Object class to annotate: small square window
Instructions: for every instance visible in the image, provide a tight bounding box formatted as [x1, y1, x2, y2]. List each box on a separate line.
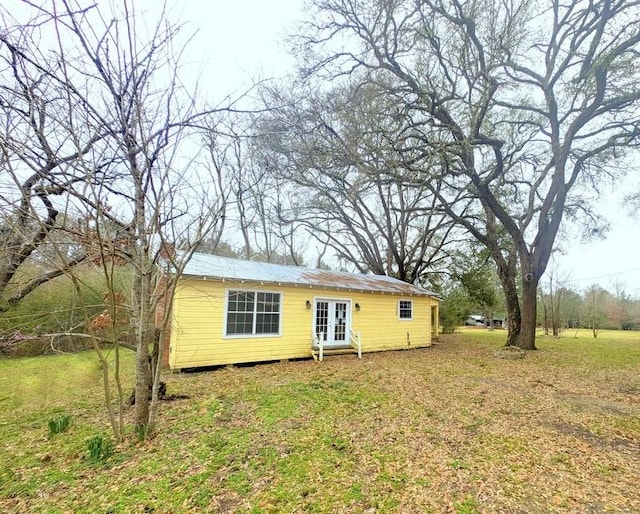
[399, 300, 413, 320]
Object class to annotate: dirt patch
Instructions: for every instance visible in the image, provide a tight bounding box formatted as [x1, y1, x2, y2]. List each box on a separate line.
[550, 420, 640, 452]
[556, 392, 637, 415]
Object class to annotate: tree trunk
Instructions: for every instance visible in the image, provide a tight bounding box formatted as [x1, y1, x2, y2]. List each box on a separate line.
[550, 283, 560, 337]
[133, 265, 154, 428]
[517, 278, 538, 350]
[134, 334, 152, 425]
[486, 308, 494, 331]
[497, 268, 521, 346]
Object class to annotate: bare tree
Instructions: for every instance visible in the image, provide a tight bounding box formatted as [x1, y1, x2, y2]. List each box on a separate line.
[255, 81, 458, 281]
[295, 0, 640, 349]
[540, 269, 571, 337]
[207, 116, 308, 265]
[583, 285, 610, 338]
[1, 0, 227, 436]
[0, 3, 97, 308]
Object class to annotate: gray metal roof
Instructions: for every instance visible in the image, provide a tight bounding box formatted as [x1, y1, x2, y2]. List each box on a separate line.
[181, 253, 438, 297]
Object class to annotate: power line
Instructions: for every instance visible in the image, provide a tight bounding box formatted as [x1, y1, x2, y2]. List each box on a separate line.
[563, 267, 640, 284]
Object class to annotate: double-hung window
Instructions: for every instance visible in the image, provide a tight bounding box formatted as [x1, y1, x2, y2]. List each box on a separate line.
[226, 290, 281, 336]
[398, 300, 413, 320]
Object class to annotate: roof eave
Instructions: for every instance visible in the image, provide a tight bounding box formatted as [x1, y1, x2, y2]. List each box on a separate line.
[179, 273, 437, 298]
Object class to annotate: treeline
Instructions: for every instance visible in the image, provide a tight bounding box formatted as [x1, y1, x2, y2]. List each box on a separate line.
[442, 278, 640, 336]
[2, 0, 640, 359]
[539, 284, 640, 335]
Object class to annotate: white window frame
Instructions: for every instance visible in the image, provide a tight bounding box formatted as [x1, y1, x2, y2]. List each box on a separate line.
[224, 289, 282, 338]
[398, 299, 413, 320]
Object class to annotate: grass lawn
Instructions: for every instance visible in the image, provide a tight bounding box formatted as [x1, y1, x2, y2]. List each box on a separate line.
[1, 329, 639, 513]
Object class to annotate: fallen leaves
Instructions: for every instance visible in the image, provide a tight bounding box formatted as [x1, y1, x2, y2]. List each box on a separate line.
[1, 331, 640, 513]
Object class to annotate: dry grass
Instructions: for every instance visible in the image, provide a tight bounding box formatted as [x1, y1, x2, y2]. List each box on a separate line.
[1, 329, 639, 513]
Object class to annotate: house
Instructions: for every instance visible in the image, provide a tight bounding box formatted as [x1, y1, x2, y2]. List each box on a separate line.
[164, 253, 440, 370]
[464, 314, 505, 328]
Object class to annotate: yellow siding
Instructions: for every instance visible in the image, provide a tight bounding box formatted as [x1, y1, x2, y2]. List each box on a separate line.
[169, 278, 437, 369]
[346, 290, 432, 351]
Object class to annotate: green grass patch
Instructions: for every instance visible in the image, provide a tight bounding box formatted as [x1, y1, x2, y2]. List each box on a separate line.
[1, 330, 639, 512]
[0, 349, 135, 413]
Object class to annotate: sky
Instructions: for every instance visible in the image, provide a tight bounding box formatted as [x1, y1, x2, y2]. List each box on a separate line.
[172, 0, 303, 100]
[554, 203, 640, 297]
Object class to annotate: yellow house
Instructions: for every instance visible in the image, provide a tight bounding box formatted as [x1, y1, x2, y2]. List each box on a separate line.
[166, 253, 439, 370]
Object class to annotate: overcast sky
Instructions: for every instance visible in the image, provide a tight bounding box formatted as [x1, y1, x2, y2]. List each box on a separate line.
[554, 194, 640, 297]
[173, 0, 302, 99]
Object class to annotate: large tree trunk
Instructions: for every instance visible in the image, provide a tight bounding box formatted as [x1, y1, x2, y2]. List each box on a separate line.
[517, 278, 538, 350]
[502, 277, 521, 347]
[491, 246, 521, 347]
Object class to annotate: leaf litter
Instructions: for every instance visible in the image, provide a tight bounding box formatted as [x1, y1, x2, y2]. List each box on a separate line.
[1, 331, 639, 513]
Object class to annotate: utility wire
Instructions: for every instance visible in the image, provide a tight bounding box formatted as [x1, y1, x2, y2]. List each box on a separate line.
[563, 267, 640, 284]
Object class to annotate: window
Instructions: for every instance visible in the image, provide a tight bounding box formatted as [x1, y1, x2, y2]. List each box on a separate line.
[226, 290, 281, 336]
[398, 300, 413, 320]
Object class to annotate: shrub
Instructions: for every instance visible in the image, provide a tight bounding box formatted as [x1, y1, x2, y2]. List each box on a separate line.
[0, 266, 130, 357]
[48, 413, 71, 436]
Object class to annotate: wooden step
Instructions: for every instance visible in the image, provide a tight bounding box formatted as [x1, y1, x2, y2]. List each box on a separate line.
[312, 348, 357, 356]
[311, 344, 360, 361]
[311, 344, 353, 351]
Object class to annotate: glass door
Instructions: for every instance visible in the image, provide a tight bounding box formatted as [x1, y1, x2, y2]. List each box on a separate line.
[314, 299, 350, 346]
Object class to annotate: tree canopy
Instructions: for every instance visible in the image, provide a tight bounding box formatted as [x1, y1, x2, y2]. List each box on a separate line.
[292, 0, 640, 348]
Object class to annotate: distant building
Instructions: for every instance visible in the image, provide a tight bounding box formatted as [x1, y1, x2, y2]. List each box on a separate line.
[465, 315, 484, 326]
[485, 317, 504, 328]
[464, 315, 505, 328]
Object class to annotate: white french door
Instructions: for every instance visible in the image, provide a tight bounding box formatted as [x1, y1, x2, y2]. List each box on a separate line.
[314, 299, 350, 346]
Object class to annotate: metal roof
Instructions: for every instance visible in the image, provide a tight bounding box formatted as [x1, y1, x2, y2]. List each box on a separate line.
[181, 253, 438, 297]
